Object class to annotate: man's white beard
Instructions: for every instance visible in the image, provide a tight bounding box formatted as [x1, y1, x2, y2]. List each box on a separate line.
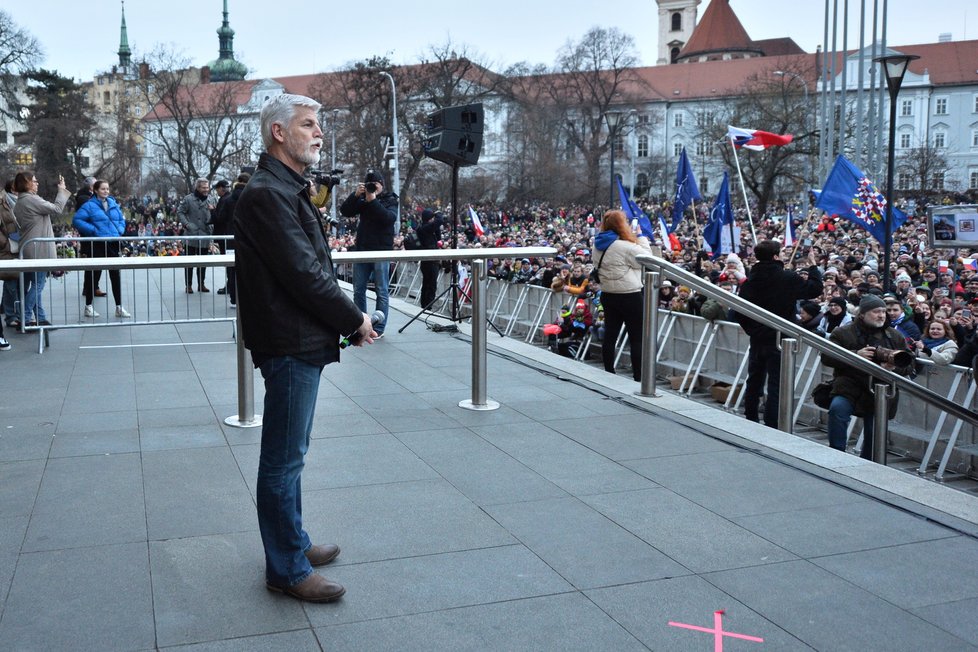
[865, 316, 887, 328]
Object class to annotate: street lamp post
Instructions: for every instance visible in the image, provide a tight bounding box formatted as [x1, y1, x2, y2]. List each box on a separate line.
[377, 71, 400, 229]
[873, 54, 918, 293]
[773, 70, 813, 188]
[605, 111, 621, 209]
[330, 108, 339, 231]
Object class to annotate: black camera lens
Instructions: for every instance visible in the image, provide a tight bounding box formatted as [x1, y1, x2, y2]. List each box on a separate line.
[365, 182, 378, 193]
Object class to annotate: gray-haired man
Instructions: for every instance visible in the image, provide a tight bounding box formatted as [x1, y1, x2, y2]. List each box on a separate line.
[235, 94, 375, 603]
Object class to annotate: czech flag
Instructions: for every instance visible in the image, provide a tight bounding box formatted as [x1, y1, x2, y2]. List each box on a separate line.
[726, 125, 793, 151]
[959, 257, 978, 271]
[783, 206, 797, 249]
[938, 260, 949, 273]
[469, 206, 485, 237]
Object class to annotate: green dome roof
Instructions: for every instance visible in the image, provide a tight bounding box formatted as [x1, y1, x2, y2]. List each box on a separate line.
[207, 56, 247, 82]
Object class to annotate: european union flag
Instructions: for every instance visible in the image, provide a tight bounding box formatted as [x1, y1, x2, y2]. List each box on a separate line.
[617, 178, 654, 239]
[816, 155, 907, 245]
[670, 147, 702, 232]
[703, 171, 733, 260]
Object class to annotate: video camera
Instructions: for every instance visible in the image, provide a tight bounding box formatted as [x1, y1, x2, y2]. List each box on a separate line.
[311, 168, 344, 189]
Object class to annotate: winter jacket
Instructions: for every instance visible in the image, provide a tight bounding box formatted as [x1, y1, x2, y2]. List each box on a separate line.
[340, 190, 398, 251]
[0, 190, 18, 261]
[823, 319, 913, 418]
[592, 230, 653, 294]
[14, 188, 71, 260]
[72, 195, 125, 238]
[735, 260, 823, 345]
[177, 191, 213, 250]
[234, 152, 363, 363]
[918, 338, 958, 366]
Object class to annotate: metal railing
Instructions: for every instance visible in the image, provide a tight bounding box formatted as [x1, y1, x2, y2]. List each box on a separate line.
[0, 245, 555, 425]
[636, 254, 978, 465]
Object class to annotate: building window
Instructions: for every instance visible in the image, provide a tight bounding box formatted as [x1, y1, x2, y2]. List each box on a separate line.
[899, 133, 912, 149]
[673, 112, 684, 128]
[674, 142, 683, 156]
[935, 98, 948, 115]
[637, 135, 649, 157]
[897, 172, 912, 190]
[0, 130, 6, 144]
[934, 131, 946, 148]
[972, 130, 978, 147]
[671, 12, 682, 32]
[636, 173, 649, 196]
[695, 140, 714, 156]
[613, 134, 624, 155]
[932, 172, 945, 190]
[103, 91, 111, 105]
[900, 99, 912, 117]
[974, 95, 978, 113]
[971, 170, 978, 190]
[695, 111, 715, 127]
[670, 47, 680, 64]
[699, 176, 709, 194]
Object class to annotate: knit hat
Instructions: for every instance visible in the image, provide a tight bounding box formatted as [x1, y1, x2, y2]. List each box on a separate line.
[800, 301, 821, 318]
[364, 170, 384, 184]
[421, 208, 435, 222]
[829, 296, 848, 309]
[895, 272, 912, 283]
[858, 294, 887, 314]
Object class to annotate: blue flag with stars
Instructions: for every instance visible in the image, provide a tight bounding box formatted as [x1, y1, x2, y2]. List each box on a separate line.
[816, 155, 907, 245]
[670, 147, 702, 232]
[703, 171, 733, 260]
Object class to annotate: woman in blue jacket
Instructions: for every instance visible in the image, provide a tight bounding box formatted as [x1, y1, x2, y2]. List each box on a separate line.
[72, 180, 130, 318]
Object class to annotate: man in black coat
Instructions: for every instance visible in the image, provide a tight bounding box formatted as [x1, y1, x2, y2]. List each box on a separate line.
[234, 93, 374, 603]
[214, 174, 250, 304]
[415, 208, 443, 309]
[735, 239, 823, 428]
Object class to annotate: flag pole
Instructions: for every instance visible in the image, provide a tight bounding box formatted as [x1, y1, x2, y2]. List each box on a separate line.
[729, 137, 758, 245]
[787, 207, 817, 264]
[689, 199, 703, 250]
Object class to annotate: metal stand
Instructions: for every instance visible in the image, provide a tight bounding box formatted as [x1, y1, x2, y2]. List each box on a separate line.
[225, 298, 262, 429]
[399, 161, 501, 336]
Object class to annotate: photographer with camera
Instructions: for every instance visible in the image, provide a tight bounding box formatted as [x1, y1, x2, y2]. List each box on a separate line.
[822, 294, 915, 458]
[340, 170, 398, 337]
[308, 169, 343, 227]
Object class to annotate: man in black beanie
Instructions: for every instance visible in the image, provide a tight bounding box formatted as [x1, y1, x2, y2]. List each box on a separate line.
[415, 208, 443, 309]
[735, 239, 823, 428]
[822, 294, 914, 458]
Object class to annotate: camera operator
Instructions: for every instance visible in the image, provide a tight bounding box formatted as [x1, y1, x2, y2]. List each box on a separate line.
[416, 208, 443, 309]
[308, 169, 342, 227]
[822, 294, 915, 459]
[340, 170, 397, 337]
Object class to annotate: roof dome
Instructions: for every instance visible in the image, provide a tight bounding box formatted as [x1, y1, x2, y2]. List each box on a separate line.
[207, 55, 247, 82]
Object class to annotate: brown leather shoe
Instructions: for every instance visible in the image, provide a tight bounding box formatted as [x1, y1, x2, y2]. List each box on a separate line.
[94, 289, 107, 297]
[199, 285, 210, 293]
[186, 286, 194, 294]
[305, 543, 340, 567]
[266, 573, 345, 603]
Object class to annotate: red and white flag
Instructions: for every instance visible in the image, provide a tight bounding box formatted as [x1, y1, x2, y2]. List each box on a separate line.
[469, 206, 485, 237]
[727, 125, 793, 151]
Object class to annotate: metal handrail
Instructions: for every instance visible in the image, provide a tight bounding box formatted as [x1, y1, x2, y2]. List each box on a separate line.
[636, 254, 978, 433]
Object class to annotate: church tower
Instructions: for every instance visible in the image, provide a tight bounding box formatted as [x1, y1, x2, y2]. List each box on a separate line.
[656, 0, 700, 65]
[117, 1, 132, 72]
[207, 0, 247, 82]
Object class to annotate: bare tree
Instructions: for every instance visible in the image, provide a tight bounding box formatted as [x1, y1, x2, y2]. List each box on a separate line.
[134, 46, 253, 192]
[696, 58, 817, 215]
[897, 138, 951, 199]
[0, 10, 42, 119]
[505, 27, 646, 205]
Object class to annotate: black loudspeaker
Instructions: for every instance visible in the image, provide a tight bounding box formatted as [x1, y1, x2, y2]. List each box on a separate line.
[424, 103, 483, 167]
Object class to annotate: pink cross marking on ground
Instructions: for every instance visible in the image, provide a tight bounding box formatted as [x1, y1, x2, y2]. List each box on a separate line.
[668, 610, 764, 651]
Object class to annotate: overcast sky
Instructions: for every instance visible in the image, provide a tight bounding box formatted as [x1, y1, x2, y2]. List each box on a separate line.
[9, 0, 975, 82]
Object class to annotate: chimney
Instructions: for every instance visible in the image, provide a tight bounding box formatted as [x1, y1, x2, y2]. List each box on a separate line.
[139, 62, 150, 79]
[201, 66, 211, 84]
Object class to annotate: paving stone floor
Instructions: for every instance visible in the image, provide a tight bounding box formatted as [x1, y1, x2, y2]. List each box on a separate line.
[1, 297, 978, 651]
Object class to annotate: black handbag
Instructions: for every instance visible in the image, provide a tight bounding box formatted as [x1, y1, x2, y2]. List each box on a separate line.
[589, 249, 607, 284]
[811, 381, 833, 409]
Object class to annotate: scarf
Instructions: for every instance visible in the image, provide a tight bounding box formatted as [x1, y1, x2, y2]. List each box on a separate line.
[921, 336, 949, 349]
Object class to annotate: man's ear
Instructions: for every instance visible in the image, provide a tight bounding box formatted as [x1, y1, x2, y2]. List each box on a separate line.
[270, 122, 286, 144]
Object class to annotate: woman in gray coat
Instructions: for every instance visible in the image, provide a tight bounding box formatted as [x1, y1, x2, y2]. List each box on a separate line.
[12, 171, 69, 326]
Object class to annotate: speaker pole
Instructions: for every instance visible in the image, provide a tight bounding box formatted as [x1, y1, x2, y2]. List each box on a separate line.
[451, 160, 460, 322]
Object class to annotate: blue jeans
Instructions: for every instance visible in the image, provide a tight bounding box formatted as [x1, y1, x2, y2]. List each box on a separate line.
[2, 278, 19, 324]
[827, 394, 875, 459]
[23, 271, 46, 323]
[256, 355, 324, 587]
[352, 261, 390, 333]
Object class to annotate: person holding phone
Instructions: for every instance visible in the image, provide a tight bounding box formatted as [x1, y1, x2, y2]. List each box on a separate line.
[916, 320, 958, 365]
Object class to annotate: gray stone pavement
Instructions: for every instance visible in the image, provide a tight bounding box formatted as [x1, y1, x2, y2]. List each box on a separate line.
[2, 292, 978, 651]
